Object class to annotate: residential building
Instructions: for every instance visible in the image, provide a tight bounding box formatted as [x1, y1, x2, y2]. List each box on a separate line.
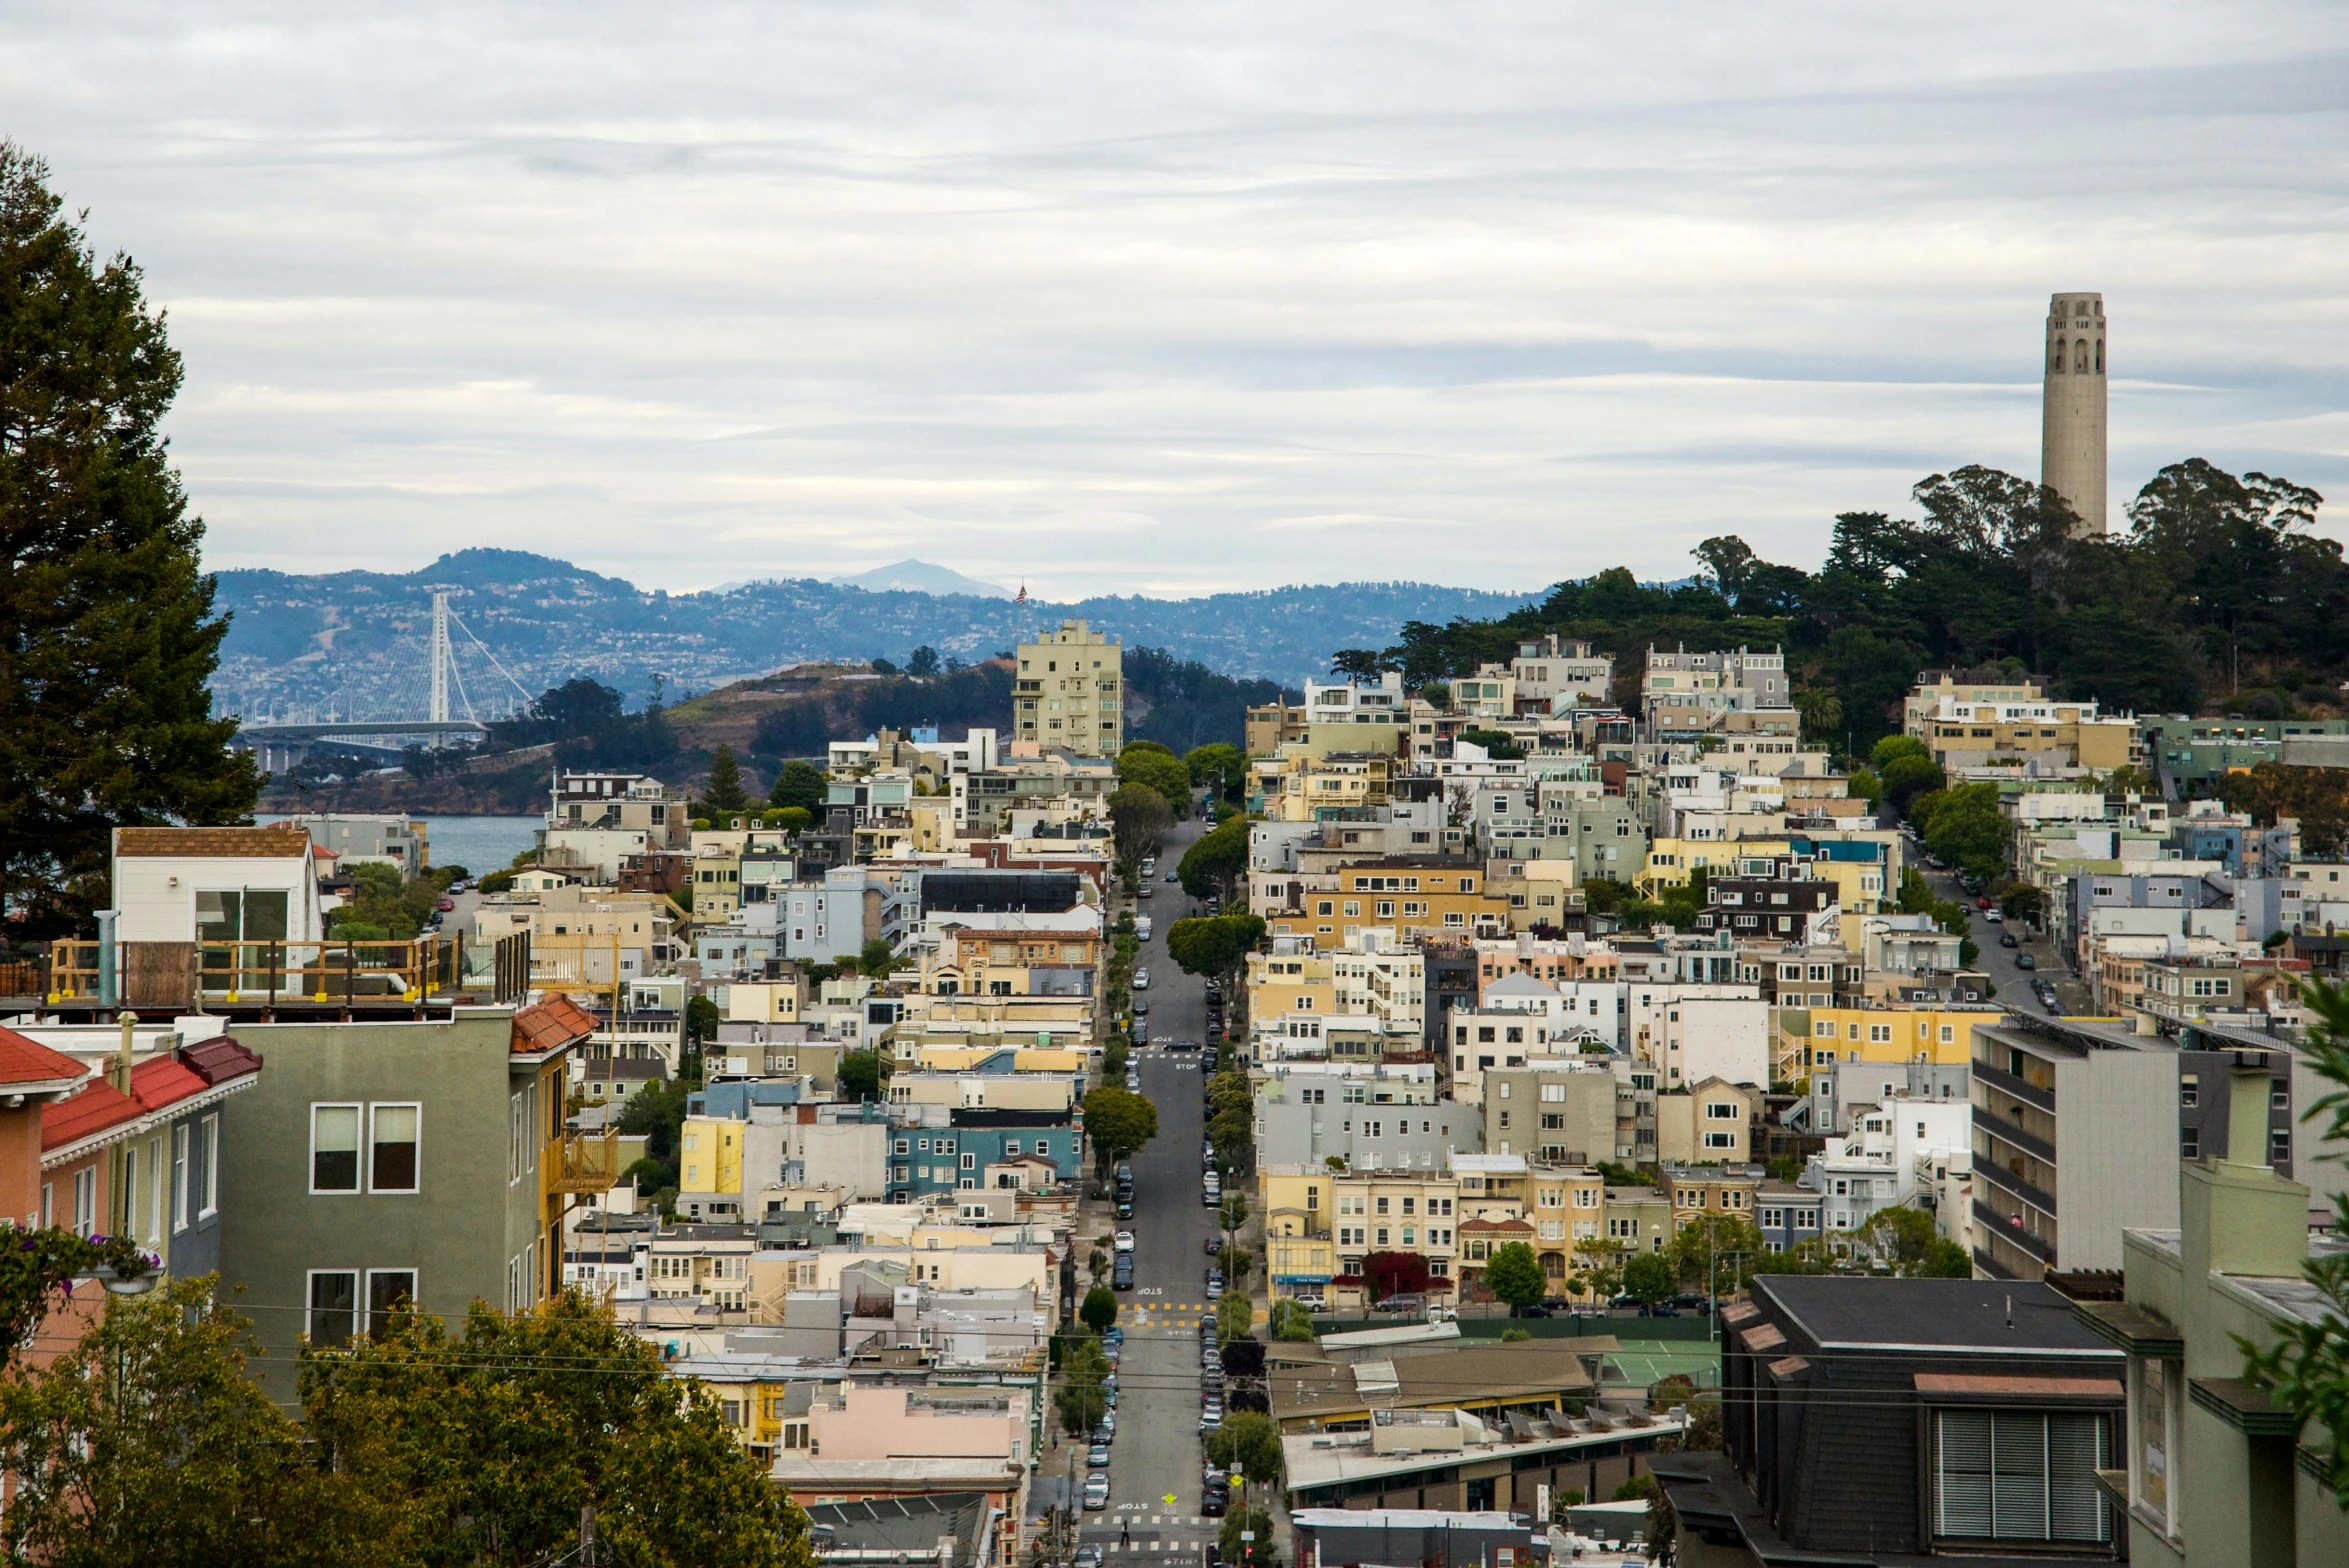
[1509, 635, 1615, 713]
[1667, 1277, 2126, 1561]
[2086, 1060, 2349, 1565]
[1013, 619, 1122, 757]
[1970, 1015, 2294, 1281]
[1656, 1078, 1758, 1165]
[214, 998, 612, 1399]
[541, 771, 691, 879]
[769, 1382, 1033, 1568]
[1480, 1056, 1621, 1164]
[1905, 677, 2137, 775]
[1642, 645, 1790, 733]
[267, 812, 426, 878]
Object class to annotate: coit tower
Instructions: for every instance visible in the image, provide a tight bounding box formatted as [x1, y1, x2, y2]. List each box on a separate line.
[2041, 292, 2107, 536]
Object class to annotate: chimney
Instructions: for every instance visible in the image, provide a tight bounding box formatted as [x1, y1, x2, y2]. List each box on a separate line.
[2222, 1059, 2271, 1172]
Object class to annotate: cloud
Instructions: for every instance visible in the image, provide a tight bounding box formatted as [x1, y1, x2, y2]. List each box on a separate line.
[6, 1, 2348, 595]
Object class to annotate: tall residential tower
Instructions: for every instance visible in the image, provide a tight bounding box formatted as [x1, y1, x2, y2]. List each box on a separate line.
[2041, 292, 2108, 536]
[1014, 619, 1123, 756]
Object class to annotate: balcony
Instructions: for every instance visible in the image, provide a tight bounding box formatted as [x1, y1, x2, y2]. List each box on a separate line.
[38, 936, 447, 1012]
[1974, 1198, 2055, 1266]
[1975, 1110, 2056, 1167]
[1973, 1059, 2056, 1114]
[553, 1129, 623, 1194]
[1972, 1155, 2058, 1217]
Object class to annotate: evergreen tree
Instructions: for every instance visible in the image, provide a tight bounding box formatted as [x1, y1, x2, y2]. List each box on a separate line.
[702, 744, 751, 815]
[0, 143, 259, 939]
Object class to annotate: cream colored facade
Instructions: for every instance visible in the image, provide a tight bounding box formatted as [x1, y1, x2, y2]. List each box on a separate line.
[2042, 291, 2108, 535]
[1014, 619, 1122, 757]
[1656, 1078, 1757, 1164]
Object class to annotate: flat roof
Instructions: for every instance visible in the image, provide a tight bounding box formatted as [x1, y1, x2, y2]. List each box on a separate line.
[1756, 1276, 2120, 1358]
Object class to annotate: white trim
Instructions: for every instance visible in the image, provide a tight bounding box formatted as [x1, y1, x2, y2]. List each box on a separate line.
[367, 1102, 423, 1195]
[306, 1267, 359, 1347]
[309, 1102, 364, 1195]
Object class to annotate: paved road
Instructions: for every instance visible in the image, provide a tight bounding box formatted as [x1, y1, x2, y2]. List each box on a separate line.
[1913, 857, 2085, 1015]
[1078, 816, 1231, 1561]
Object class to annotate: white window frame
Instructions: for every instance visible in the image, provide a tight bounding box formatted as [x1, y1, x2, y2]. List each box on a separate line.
[368, 1102, 423, 1195]
[171, 1124, 190, 1230]
[309, 1102, 364, 1195]
[307, 1267, 359, 1347]
[199, 1114, 221, 1218]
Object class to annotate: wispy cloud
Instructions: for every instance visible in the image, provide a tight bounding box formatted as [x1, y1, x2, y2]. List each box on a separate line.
[7, 1, 2347, 595]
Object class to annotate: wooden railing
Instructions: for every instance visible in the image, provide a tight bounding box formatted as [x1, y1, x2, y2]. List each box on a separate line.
[46, 936, 443, 1007]
[552, 1129, 622, 1194]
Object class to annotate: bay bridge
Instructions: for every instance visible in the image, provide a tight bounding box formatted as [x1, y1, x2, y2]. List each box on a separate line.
[235, 593, 535, 773]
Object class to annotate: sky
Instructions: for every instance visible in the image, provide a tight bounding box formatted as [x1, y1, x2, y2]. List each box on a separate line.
[7, 2, 2349, 599]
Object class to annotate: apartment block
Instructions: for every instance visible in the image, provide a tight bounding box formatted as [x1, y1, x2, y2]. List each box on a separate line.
[1013, 619, 1122, 757]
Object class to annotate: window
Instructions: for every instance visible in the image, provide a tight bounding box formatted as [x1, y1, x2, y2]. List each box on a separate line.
[1934, 1409, 2110, 1544]
[1703, 1132, 1736, 1149]
[368, 1269, 418, 1337]
[312, 1104, 362, 1193]
[70, 1167, 95, 1237]
[200, 1114, 220, 1217]
[368, 1104, 420, 1193]
[309, 1270, 358, 1347]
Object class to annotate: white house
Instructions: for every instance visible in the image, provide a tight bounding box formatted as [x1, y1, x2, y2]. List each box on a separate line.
[111, 825, 325, 945]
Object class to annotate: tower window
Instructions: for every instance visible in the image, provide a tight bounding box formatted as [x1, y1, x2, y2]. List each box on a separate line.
[2094, 338, 2103, 374]
[2050, 338, 2064, 372]
[2075, 300, 2090, 318]
[2075, 339, 2088, 373]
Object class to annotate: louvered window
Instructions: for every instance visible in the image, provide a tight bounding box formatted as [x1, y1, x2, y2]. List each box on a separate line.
[1934, 1410, 2110, 1544]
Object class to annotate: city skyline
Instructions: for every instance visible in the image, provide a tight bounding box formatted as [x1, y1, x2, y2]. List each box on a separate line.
[5, 3, 2347, 597]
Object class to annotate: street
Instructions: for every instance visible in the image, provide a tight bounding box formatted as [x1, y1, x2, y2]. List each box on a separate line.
[1058, 816, 1244, 1562]
[1912, 857, 2087, 1015]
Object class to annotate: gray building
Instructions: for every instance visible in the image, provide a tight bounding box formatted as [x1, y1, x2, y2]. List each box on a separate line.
[1291, 1509, 1545, 1568]
[215, 998, 602, 1398]
[1482, 1057, 1622, 1165]
[1971, 1014, 2293, 1281]
[269, 812, 425, 878]
[1801, 1057, 1971, 1138]
[1254, 1090, 1477, 1173]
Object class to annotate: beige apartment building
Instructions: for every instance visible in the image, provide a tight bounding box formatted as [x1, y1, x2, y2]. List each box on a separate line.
[1014, 619, 1122, 757]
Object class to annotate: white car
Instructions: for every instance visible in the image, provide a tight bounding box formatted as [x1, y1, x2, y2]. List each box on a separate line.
[1983, 909, 2003, 924]
[1083, 1475, 1110, 1510]
[1132, 968, 1150, 990]
[1114, 1231, 1136, 1253]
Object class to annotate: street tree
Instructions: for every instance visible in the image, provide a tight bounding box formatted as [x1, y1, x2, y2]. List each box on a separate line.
[1621, 1251, 1676, 1305]
[1107, 783, 1172, 872]
[1217, 1291, 1255, 1342]
[0, 143, 262, 939]
[1054, 1337, 1112, 1437]
[1080, 1286, 1119, 1337]
[859, 936, 899, 975]
[1117, 743, 1193, 818]
[1667, 1213, 1767, 1299]
[769, 760, 828, 812]
[1363, 1251, 1432, 1303]
[1205, 1410, 1284, 1485]
[1167, 914, 1268, 996]
[1571, 1237, 1630, 1303]
[1220, 1509, 1280, 1568]
[1083, 1086, 1159, 1175]
[1184, 742, 1247, 799]
[1860, 1206, 1971, 1277]
[1178, 814, 1248, 902]
[1483, 1241, 1548, 1315]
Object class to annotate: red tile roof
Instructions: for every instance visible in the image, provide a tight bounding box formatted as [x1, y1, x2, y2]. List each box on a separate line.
[0, 1027, 89, 1090]
[41, 1082, 142, 1152]
[177, 1037, 265, 1088]
[512, 995, 599, 1056]
[130, 1057, 209, 1111]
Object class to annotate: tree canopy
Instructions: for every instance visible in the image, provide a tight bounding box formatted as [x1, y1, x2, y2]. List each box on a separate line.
[1083, 1084, 1159, 1170]
[1117, 743, 1193, 818]
[702, 744, 751, 814]
[1106, 782, 1172, 871]
[1483, 1241, 1547, 1313]
[768, 759, 829, 813]
[0, 143, 261, 939]
[1178, 813, 1248, 901]
[1167, 913, 1267, 987]
[1355, 460, 2345, 751]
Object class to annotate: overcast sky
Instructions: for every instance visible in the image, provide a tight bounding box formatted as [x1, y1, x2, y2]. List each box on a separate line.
[8, 3, 2348, 598]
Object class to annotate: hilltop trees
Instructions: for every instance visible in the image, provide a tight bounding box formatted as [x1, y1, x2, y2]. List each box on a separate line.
[0, 142, 260, 939]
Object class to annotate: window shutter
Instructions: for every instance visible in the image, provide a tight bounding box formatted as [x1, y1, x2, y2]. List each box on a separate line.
[1936, 1411, 1994, 1538]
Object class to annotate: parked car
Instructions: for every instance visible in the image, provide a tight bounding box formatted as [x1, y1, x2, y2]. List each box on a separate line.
[2015, 952, 2037, 970]
[1199, 1409, 1223, 1431]
[1133, 968, 1150, 990]
[437, 897, 456, 912]
[1202, 1185, 1221, 1207]
[1205, 1270, 1225, 1294]
[1078, 1547, 1106, 1568]
[1104, 1326, 1124, 1346]
[1206, 1237, 1225, 1256]
[1137, 883, 1154, 898]
[1088, 1443, 1111, 1468]
[1165, 871, 1179, 883]
[1114, 1231, 1136, 1252]
[1093, 1419, 1115, 1444]
[1201, 1485, 1229, 1518]
[1133, 997, 1150, 1016]
[1115, 1198, 1133, 1220]
[1083, 1475, 1110, 1510]
[1113, 1257, 1134, 1290]
[2000, 930, 2018, 948]
[1983, 908, 2003, 923]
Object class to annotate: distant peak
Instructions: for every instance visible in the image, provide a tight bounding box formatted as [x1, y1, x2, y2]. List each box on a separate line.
[828, 559, 1014, 600]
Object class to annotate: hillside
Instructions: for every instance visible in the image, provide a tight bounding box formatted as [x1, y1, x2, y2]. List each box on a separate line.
[209, 549, 1530, 720]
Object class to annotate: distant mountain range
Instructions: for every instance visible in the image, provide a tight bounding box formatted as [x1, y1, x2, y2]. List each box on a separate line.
[209, 549, 1534, 721]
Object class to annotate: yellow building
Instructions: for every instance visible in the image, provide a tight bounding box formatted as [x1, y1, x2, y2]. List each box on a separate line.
[1015, 619, 1122, 757]
[1524, 1164, 1608, 1282]
[1245, 699, 1309, 757]
[1796, 1004, 1999, 1071]
[679, 1115, 746, 1203]
[1259, 1164, 1462, 1289]
[1904, 672, 2136, 773]
[1639, 836, 1793, 896]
